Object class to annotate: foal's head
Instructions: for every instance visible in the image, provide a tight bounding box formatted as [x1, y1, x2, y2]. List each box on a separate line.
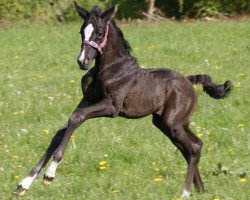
[75, 2, 115, 70]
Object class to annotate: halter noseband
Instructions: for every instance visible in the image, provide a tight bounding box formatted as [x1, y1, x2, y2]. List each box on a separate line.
[82, 21, 110, 55]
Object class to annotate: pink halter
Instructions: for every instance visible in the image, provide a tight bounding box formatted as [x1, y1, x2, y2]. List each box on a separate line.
[82, 21, 110, 55]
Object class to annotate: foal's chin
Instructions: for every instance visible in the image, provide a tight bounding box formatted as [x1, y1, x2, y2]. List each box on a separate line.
[78, 63, 89, 70]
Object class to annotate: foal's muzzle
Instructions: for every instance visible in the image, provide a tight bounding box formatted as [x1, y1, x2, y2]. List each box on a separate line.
[77, 57, 90, 70]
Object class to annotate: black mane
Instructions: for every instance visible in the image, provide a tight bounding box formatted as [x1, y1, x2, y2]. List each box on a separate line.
[110, 19, 132, 54]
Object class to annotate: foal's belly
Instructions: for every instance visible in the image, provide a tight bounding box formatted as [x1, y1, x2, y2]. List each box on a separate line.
[119, 91, 164, 119]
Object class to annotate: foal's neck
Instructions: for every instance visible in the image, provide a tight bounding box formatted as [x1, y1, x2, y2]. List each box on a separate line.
[96, 22, 134, 72]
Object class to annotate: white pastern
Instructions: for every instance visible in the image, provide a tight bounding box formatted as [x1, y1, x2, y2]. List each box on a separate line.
[45, 161, 59, 178]
[84, 23, 94, 41]
[181, 189, 190, 198]
[19, 174, 37, 190]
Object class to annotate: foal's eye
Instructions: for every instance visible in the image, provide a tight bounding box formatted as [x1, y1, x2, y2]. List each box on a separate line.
[98, 32, 103, 38]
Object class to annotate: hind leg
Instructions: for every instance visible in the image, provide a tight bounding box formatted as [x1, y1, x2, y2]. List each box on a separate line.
[153, 113, 204, 197]
[185, 127, 205, 193]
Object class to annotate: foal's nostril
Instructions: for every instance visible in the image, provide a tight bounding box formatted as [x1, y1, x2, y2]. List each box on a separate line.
[84, 57, 90, 65]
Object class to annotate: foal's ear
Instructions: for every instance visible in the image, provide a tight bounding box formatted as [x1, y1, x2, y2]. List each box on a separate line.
[75, 1, 89, 19]
[101, 4, 117, 22]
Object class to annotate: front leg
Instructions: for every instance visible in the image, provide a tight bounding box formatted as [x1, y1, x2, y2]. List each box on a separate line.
[16, 96, 119, 195]
[51, 96, 118, 162]
[43, 96, 119, 184]
[81, 66, 97, 98]
[16, 99, 89, 195]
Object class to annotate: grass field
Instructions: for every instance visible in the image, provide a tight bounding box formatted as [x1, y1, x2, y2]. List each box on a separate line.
[0, 19, 249, 200]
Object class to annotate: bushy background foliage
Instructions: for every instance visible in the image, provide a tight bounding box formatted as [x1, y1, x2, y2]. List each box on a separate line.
[0, 0, 105, 23]
[0, 0, 249, 22]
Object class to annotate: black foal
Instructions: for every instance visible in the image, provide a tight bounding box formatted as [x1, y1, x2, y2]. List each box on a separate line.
[17, 2, 232, 197]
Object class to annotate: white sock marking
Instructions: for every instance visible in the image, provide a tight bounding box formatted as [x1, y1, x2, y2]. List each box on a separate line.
[19, 174, 37, 190]
[45, 161, 59, 178]
[181, 189, 190, 198]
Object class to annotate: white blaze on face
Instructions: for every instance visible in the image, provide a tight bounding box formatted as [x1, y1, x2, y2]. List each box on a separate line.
[84, 23, 94, 41]
[79, 23, 94, 63]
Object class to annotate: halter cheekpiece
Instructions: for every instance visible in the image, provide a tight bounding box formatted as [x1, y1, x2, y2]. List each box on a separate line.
[82, 21, 110, 55]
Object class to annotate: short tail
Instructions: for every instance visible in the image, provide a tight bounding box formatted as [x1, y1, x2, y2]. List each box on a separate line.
[187, 74, 232, 99]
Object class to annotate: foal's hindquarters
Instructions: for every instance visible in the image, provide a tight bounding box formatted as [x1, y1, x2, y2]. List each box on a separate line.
[120, 69, 204, 197]
[152, 76, 204, 197]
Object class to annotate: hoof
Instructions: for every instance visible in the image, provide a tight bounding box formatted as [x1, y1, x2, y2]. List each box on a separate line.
[43, 175, 54, 185]
[15, 185, 27, 195]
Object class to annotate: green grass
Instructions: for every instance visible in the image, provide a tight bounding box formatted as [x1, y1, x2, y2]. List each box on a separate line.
[0, 20, 249, 200]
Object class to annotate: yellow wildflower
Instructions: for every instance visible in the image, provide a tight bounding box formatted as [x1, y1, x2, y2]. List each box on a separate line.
[99, 166, 107, 170]
[112, 189, 120, 193]
[99, 160, 107, 170]
[154, 175, 163, 182]
[12, 155, 19, 160]
[69, 80, 76, 84]
[238, 123, 245, 128]
[239, 72, 245, 77]
[154, 176, 162, 182]
[195, 133, 203, 138]
[233, 82, 241, 88]
[154, 167, 160, 172]
[239, 178, 247, 183]
[43, 129, 49, 134]
[214, 65, 221, 70]
[70, 135, 76, 140]
[99, 160, 107, 166]
[14, 175, 20, 180]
